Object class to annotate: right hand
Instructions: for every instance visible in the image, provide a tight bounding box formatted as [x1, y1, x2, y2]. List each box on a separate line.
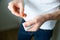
[8, 1, 26, 17]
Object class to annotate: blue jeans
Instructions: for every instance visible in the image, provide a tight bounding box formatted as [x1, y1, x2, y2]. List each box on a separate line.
[18, 19, 53, 40]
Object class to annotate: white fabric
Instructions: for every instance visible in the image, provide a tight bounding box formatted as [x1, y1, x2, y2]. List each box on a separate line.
[23, 0, 60, 30]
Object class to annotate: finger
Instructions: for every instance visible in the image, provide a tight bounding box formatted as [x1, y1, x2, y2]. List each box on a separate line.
[8, 2, 20, 17]
[23, 20, 36, 27]
[18, 3, 24, 15]
[27, 23, 40, 32]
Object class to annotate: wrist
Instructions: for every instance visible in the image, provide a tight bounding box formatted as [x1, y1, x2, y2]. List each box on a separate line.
[41, 14, 50, 21]
[35, 15, 48, 23]
[42, 13, 55, 21]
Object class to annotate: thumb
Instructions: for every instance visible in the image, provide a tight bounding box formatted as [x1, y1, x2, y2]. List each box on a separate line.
[18, 3, 24, 14]
[18, 3, 27, 17]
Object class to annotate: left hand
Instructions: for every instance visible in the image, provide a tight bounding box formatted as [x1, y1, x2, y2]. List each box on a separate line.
[23, 15, 47, 32]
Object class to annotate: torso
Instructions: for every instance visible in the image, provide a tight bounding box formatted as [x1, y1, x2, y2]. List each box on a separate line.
[24, 0, 60, 30]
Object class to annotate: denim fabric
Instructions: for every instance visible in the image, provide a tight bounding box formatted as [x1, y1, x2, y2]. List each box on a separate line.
[18, 19, 53, 40]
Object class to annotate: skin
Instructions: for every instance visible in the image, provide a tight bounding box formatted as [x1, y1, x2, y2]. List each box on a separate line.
[8, 0, 60, 32]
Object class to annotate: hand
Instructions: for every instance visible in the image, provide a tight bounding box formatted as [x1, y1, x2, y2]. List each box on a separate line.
[8, 1, 26, 17]
[23, 15, 47, 32]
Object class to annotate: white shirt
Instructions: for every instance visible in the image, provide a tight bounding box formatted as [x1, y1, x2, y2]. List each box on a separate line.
[23, 0, 60, 30]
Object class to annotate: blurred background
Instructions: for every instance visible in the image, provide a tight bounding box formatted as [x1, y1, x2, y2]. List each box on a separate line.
[0, 0, 60, 40]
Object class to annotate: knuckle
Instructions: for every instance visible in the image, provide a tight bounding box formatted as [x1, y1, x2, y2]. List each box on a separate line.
[8, 6, 11, 11]
[34, 19, 38, 23]
[8, 4, 12, 9]
[8, 1, 14, 6]
[8, 2, 12, 5]
[8, 6, 10, 9]
[8, 6, 9, 9]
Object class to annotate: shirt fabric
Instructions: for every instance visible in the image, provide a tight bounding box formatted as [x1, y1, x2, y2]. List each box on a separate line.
[24, 0, 60, 30]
